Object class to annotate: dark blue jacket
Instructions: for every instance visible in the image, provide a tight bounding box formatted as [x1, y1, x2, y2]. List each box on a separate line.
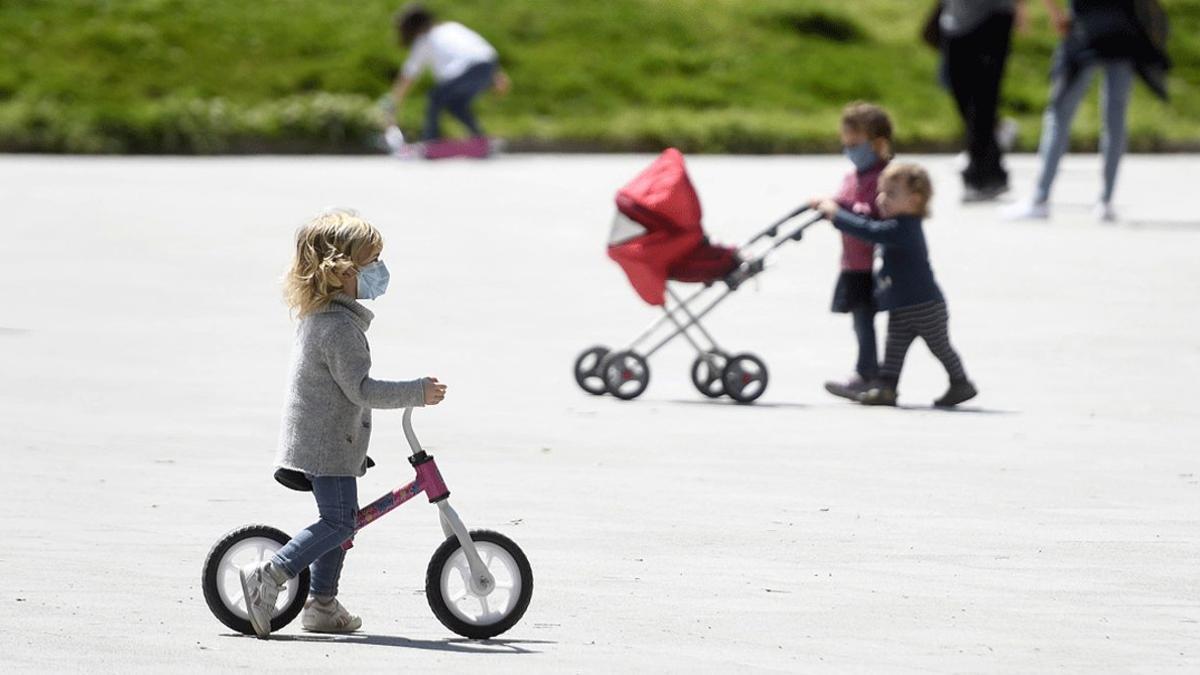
[830, 209, 944, 311]
[1057, 0, 1171, 100]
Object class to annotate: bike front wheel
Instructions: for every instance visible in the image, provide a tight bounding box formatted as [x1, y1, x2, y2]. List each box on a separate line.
[425, 529, 533, 639]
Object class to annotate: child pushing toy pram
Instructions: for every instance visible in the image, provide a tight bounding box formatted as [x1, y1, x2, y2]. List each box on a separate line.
[809, 162, 979, 408]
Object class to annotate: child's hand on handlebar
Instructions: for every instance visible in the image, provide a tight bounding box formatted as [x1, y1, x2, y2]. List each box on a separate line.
[808, 198, 840, 219]
[423, 377, 448, 405]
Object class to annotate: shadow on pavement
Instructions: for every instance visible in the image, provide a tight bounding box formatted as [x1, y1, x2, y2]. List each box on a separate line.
[667, 399, 1016, 414]
[666, 399, 808, 409]
[1124, 218, 1200, 231]
[222, 632, 551, 653]
[895, 404, 1017, 415]
[814, 401, 1018, 414]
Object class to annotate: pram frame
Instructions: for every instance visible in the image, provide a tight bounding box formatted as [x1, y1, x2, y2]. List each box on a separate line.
[621, 205, 822, 360]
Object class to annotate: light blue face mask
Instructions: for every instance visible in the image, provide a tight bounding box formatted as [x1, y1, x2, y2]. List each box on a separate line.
[356, 260, 390, 300]
[843, 141, 879, 173]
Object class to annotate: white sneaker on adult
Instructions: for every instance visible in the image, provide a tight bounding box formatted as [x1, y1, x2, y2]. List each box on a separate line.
[1003, 200, 1050, 221]
[239, 561, 283, 638]
[1094, 202, 1118, 223]
[302, 596, 363, 634]
[996, 118, 1020, 152]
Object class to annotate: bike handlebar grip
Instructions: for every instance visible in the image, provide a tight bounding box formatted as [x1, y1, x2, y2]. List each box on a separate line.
[402, 407, 424, 455]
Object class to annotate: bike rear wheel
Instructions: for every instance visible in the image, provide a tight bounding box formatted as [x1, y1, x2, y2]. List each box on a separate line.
[201, 524, 309, 635]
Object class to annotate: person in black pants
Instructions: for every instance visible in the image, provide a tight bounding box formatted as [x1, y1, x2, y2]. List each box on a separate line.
[940, 0, 1026, 201]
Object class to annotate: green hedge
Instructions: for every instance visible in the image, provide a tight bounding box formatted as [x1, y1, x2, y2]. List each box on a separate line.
[0, 94, 382, 154]
[1, 0, 1197, 154]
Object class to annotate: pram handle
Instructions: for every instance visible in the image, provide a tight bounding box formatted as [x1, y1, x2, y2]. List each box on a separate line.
[745, 205, 811, 246]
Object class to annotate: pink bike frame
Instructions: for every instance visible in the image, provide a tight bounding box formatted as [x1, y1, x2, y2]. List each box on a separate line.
[340, 434, 450, 551]
[337, 408, 496, 594]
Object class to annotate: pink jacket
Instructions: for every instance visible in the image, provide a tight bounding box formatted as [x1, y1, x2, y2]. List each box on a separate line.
[834, 161, 887, 272]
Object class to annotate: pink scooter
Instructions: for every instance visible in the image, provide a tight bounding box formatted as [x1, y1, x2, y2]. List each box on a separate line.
[384, 125, 498, 160]
[201, 408, 532, 639]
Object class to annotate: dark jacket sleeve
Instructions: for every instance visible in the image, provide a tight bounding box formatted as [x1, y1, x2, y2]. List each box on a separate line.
[830, 209, 910, 246]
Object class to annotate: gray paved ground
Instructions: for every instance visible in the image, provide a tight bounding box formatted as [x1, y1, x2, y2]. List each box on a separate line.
[1, 154, 1197, 673]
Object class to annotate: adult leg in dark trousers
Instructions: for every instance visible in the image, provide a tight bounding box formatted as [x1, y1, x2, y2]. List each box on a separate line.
[944, 11, 1015, 193]
[423, 61, 498, 141]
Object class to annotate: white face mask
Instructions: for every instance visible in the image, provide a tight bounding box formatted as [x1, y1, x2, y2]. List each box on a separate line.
[356, 260, 390, 300]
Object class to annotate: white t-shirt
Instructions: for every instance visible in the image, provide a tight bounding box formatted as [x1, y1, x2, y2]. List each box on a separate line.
[402, 22, 498, 83]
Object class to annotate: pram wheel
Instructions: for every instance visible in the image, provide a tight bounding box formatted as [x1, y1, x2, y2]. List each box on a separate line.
[573, 346, 611, 396]
[602, 350, 650, 400]
[722, 353, 768, 404]
[690, 351, 728, 398]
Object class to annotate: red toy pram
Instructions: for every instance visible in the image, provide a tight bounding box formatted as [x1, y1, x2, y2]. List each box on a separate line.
[573, 148, 821, 403]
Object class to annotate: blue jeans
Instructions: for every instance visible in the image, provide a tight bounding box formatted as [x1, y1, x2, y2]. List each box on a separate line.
[1034, 59, 1134, 204]
[271, 476, 358, 598]
[423, 60, 497, 140]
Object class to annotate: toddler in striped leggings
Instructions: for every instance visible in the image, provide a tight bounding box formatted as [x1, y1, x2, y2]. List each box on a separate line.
[811, 163, 978, 407]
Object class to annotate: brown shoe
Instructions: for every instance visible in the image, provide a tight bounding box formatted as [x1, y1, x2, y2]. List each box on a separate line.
[823, 376, 871, 401]
[934, 380, 977, 408]
[857, 384, 897, 406]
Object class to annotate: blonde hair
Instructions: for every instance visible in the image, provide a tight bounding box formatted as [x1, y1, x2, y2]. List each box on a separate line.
[880, 163, 934, 217]
[841, 101, 894, 159]
[284, 209, 383, 317]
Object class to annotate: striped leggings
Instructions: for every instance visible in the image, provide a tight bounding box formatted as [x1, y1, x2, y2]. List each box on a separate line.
[879, 301, 967, 385]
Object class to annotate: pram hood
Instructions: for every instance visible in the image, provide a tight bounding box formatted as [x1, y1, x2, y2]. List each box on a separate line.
[608, 148, 736, 306]
[614, 147, 703, 235]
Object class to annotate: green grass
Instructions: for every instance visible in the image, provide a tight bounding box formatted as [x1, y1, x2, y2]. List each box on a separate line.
[1, 0, 1198, 153]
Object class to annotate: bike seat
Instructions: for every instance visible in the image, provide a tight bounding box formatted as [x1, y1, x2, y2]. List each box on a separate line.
[274, 456, 375, 492]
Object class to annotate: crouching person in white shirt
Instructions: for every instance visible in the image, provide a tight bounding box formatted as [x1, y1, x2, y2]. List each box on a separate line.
[391, 3, 511, 141]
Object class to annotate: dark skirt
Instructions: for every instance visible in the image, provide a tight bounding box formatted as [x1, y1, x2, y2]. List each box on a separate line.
[830, 270, 875, 313]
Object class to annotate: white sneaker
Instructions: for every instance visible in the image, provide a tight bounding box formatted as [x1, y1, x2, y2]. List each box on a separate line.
[1094, 202, 1118, 223]
[383, 125, 405, 154]
[996, 118, 1020, 152]
[302, 597, 363, 634]
[1003, 200, 1050, 221]
[239, 562, 283, 638]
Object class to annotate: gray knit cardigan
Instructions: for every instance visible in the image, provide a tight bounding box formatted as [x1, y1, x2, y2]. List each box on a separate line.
[276, 295, 426, 477]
